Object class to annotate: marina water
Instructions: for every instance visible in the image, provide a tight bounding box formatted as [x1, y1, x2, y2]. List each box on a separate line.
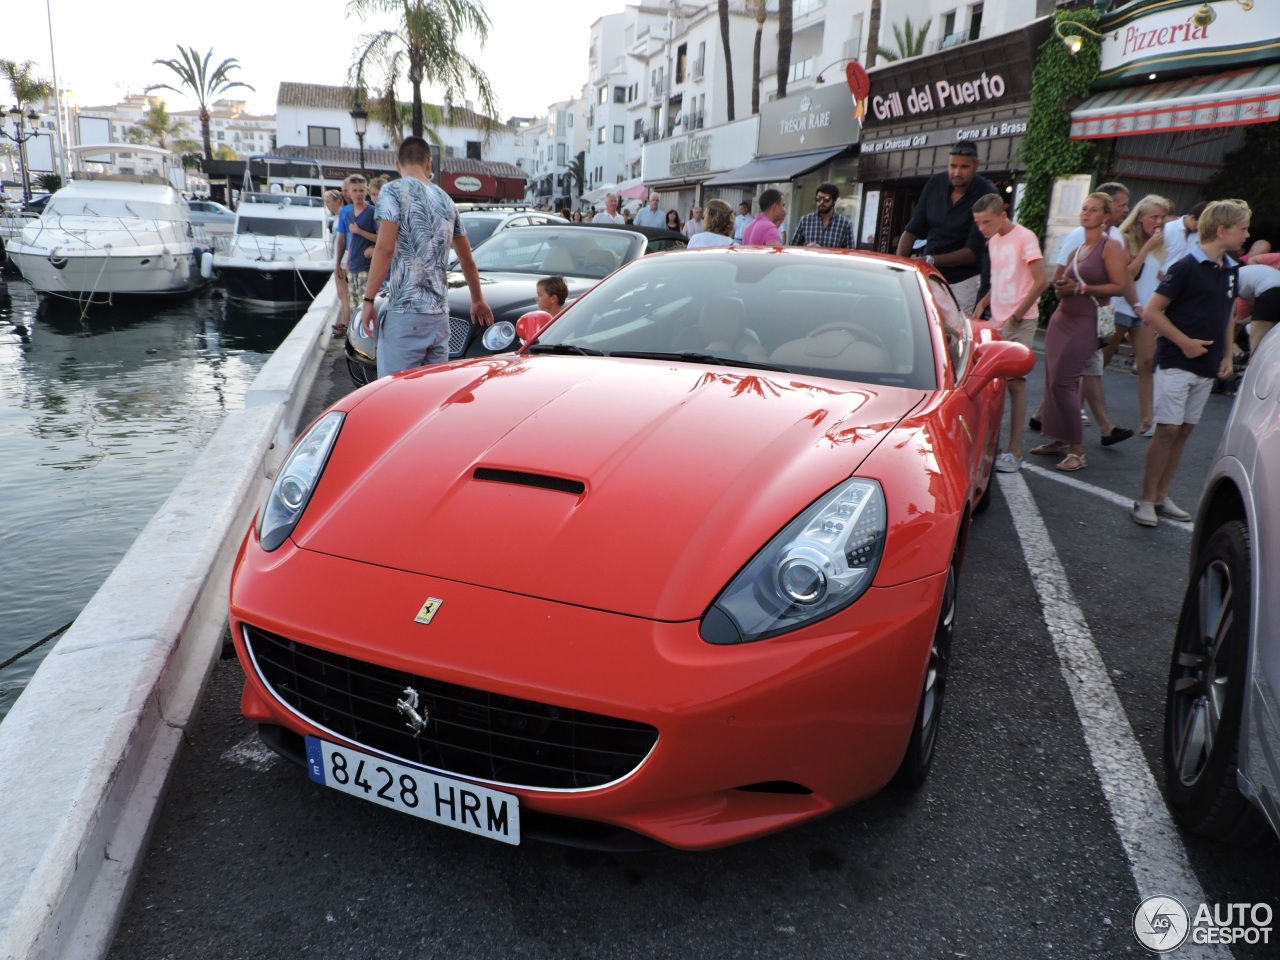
[0, 279, 301, 721]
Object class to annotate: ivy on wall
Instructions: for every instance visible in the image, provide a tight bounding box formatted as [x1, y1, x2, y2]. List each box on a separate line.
[1015, 9, 1104, 243]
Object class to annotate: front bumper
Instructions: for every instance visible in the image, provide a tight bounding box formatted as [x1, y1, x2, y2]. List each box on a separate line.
[230, 536, 945, 850]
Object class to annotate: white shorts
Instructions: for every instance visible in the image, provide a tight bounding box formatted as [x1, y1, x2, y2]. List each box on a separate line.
[1083, 348, 1103, 377]
[1153, 366, 1213, 425]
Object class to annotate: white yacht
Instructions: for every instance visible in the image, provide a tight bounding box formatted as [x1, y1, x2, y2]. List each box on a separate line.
[213, 156, 333, 308]
[6, 144, 205, 301]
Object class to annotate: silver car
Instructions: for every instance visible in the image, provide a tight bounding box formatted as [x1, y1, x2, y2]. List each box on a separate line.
[1163, 327, 1280, 842]
[187, 199, 236, 234]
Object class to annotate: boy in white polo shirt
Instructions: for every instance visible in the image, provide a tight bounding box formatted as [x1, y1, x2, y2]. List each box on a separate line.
[972, 193, 1049, 472]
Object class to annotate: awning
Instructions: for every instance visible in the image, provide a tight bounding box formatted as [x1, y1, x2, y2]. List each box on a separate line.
[703, 145, 849, 187]
[1070, 64, 1280, 140]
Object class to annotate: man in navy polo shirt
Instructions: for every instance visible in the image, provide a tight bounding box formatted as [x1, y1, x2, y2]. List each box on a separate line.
[895, 140, 996, 314]
[1131, 199, 1249, 528]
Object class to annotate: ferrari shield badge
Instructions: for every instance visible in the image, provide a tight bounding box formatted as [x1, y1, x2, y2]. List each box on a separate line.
[414, 597, 443, 625]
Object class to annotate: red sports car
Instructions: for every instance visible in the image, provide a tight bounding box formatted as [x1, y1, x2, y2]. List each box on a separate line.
[230, 247, 1033, 850]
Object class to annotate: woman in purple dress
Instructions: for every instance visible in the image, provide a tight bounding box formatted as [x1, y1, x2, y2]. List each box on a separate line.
[1031, 192, 1130, 471]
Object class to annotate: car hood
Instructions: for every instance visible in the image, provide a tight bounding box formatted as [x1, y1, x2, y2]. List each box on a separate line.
[297, 356, 927, 620]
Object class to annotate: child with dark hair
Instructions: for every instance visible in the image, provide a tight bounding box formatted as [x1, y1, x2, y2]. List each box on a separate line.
[536, 275, 569, 316]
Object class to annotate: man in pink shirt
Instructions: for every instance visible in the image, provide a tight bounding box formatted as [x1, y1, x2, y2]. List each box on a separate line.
[972, 193, 1049, 472]
[741, 188, 787, 245]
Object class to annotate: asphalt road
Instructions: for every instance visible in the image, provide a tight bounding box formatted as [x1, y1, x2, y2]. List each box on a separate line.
[107, 344, 1280, 960]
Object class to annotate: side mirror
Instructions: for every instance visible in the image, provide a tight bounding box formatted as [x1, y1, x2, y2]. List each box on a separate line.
[515, 310, 554, 345]
[964, 339, 1035, 397]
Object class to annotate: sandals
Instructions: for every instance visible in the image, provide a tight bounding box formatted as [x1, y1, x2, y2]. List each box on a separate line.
[331, 323, 348, 337]
[1029, 442, 1068, 457]
[1101, 427, 1133, 447]
[1056, 452, 1087, 472]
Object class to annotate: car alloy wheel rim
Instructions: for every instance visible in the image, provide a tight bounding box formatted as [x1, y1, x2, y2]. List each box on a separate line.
[919, 565, 956, 759]
[1171, 558, 1233, 788]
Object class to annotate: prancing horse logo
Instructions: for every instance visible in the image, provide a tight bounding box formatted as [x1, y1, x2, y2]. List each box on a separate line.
[396, 687, 429, 736]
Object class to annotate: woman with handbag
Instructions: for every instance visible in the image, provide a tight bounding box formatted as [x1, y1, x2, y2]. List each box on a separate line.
[1031, 192, 1130, 471]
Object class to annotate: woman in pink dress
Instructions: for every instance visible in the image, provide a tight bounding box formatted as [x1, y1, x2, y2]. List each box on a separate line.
[1032, 192, 1130, 471]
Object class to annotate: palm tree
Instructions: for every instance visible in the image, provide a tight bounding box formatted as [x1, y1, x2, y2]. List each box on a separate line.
[565, 151, 587, 201]
[867, 0, 883, 66]
[0, 58, 53, 111]
[775, 0, 793, 101]
[750, 0, 767, 115]
[879, 18, 932, 62]
[365, 81, 446, 148]
[124, 100, 199, 154]
[147, 47, 254, 163]
[347, 0, 498, 141]
[718, 0, 735, 123]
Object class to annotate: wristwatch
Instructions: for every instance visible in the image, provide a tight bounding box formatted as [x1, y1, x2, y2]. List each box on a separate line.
[924, 255, 935, 266]
[362, 296, 375, 303]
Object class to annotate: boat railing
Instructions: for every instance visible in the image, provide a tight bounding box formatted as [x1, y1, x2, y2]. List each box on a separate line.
[18, 212, 197, 251]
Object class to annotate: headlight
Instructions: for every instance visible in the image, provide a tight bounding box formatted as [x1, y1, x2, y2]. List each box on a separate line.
[701, 478, 886, 644]
[481, 320, 517, 351]
[258, 411, 344, 551]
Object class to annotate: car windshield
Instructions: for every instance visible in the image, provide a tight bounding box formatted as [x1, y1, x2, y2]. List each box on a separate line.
[530, 250, 936, 389]
[461, 215, 504, 247]
[471, 227, 642, 279]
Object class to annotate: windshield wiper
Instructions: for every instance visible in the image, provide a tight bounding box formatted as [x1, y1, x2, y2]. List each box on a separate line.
[609, 350, 789, 371]
[527, 342, 605, 356]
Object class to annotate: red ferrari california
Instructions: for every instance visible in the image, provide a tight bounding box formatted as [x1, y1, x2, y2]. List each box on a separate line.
[230, 247, 1033, 850]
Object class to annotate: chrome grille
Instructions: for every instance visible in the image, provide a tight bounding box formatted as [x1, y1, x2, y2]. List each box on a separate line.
[244, 626, 658, 790]
[449, 316, 471, 357]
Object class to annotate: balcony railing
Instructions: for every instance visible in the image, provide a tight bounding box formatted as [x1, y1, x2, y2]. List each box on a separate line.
[650, 78, 667, 99]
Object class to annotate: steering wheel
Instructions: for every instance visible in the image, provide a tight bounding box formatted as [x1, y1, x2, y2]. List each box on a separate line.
[807, 322, 887, 352]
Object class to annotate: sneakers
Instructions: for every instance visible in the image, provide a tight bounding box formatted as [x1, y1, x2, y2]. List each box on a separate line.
[1131, 501, 1159, 527]
[1080, 408, 1090, 423]
[1141, 424, 1156, 438]
[1156, 497, 1193, 521]
[994, 452, 1022, 473]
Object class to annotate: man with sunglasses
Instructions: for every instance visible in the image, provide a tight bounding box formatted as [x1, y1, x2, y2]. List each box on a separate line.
[790, 182, 853, 249]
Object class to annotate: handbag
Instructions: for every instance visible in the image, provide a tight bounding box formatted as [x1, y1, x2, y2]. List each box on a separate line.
[1069, 245, 1116, 342]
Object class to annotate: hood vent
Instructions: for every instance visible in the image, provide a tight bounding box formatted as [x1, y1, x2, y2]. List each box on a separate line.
[473, 467, 586, 495]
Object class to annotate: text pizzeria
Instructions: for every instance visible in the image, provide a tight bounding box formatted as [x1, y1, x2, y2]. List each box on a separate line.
[1122, 18, 1209, 57]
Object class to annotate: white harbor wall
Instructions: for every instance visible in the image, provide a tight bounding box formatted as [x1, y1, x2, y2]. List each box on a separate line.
[0, 283, 342, 960]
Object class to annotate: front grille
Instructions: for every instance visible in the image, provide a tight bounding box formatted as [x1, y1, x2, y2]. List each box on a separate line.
[448, 316, 471, 357]
[244, 626, 658, 790]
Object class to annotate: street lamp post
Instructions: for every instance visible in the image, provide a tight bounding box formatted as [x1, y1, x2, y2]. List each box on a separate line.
[1, 106, 43, 205]
[349, 105, 368, 176]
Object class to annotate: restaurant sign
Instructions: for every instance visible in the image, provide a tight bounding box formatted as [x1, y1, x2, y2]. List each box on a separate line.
[862, 117, 1029, 154]
[1096, 0, 1280, 87]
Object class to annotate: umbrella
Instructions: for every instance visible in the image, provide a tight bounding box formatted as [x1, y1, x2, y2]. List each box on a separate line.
[581, 185, 611, 204]
[619, 183, 650, 200]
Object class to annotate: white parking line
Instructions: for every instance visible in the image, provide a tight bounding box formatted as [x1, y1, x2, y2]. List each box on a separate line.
[998, 470, 1229, 958]
[1020, 461, 1193, 530]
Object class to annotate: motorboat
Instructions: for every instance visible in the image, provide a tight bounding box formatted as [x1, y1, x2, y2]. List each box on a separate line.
[212, 156, 332, 308]
[6, 144, 205, 302]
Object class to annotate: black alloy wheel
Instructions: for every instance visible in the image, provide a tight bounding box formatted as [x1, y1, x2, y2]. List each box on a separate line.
[1162, 520, 1265, 843]
[894, 558, 956, 789]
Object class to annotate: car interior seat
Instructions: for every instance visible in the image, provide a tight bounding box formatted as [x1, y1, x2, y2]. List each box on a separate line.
[540, 244, 577, 274]
[673, 295, 768, 363]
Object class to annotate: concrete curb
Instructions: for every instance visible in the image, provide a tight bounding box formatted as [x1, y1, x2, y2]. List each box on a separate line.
[0, 283, 341, 960]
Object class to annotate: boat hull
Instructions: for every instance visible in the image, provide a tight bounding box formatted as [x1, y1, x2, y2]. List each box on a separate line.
[215, 261, 332, 307]
[7, 245, 204, 299]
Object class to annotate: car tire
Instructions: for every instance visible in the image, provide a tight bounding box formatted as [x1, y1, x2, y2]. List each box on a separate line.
[893, 555, 957, 789]
[1162, 520, 1266, 843]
